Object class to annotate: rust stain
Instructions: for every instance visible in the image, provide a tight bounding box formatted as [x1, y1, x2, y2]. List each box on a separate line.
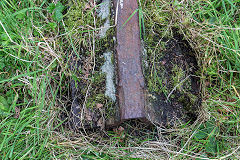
[115, 0, 146, 120]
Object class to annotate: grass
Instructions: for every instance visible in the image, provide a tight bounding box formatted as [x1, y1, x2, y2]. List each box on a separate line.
[0, 0, 239, 159]
[142, 0, 240, 158]
[0, 0, 69, 159]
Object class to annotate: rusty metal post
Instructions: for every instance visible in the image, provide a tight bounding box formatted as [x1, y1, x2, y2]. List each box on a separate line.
[115, 0, 146, 120]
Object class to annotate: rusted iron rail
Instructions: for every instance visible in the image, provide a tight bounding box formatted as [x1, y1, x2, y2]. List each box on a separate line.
[115, 0, 146, 121]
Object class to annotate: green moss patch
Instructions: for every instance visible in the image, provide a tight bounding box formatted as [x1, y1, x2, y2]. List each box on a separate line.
[145, 31, 201, 125]
[141, 0, 201, 125]
[64, 0, 117, 128]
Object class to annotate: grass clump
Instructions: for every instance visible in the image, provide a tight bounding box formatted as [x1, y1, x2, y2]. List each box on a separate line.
[0, 0, 67, 158]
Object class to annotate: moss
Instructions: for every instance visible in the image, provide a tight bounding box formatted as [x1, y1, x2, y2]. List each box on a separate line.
[65, 0, 118, 126]
[95, 26, 115, 52]
[65, 1, 99, 35]
[187, 93, 198, 107]
[171, 65, 185, 91]
[96, 5, 117, 119]
[141, 0, 173, 94]
[142, 1, 200, 124]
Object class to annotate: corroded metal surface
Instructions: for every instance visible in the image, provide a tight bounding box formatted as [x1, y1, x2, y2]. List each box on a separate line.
[115, 0, 146, 120]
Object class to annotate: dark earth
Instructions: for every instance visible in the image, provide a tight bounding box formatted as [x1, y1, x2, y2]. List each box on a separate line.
[146, 30, 201, 126]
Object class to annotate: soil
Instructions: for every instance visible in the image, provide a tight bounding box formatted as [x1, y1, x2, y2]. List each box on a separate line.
[146, 29, 201, 126]
[69, 54, 102, 129]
